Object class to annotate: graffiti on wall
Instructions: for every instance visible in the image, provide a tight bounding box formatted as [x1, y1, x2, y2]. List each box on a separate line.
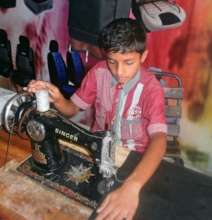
[0, 0, 70, 80]
[146, 0, 212, 174]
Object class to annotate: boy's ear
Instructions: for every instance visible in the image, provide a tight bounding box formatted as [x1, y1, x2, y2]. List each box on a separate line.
[141, 50, 148, 63]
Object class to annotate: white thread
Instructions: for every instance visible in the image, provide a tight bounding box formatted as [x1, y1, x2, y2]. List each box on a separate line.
[35, 90, 50, 112]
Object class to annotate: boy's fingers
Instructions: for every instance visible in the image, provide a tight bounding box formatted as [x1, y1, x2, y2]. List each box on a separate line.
[97, 196, 110, 213]
[27, 81, 48, 92]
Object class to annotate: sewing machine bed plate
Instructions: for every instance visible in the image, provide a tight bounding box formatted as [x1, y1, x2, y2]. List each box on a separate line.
[17, 150, 212, 220]
[17, 147, 104, 208]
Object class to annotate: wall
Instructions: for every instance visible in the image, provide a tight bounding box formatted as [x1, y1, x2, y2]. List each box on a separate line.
[0, 0, 212, 175]
[146, 0, 212, 175]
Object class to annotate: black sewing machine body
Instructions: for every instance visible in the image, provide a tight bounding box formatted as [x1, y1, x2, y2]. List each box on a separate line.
[2, 92, 117, 207]
[25, 109, 115, 207]
[25, 109, 103, 171]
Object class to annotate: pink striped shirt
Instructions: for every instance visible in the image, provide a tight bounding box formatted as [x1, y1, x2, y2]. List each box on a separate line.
[71, 61, 167, 152]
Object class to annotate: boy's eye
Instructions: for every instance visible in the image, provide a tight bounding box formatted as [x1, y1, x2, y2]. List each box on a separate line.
[125, 61, 134, 65]
[107, 59, 115, 64]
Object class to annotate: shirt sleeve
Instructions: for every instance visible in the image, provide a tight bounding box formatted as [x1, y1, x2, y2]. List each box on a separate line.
[146, 81, 167, 135]
[71, 66, 97, 110]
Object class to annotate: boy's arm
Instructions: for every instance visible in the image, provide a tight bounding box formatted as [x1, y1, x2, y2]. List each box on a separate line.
[27, 80, 80, 117]
[46, 82, 80, 116]
[53, 94, 80, 117]
[96, 132, 167, 220]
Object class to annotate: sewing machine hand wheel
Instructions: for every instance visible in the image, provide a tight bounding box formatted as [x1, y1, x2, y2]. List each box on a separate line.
[2, 92, 35, 136]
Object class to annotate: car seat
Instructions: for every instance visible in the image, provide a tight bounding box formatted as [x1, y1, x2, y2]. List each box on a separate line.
[12, 35, 36, 87]
[47, 40, 76, 99]
[0, 29, 13, 78]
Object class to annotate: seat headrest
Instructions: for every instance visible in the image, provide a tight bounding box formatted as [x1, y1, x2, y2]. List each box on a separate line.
[49, 40, 59, 52]
[19, 35, 30, 51]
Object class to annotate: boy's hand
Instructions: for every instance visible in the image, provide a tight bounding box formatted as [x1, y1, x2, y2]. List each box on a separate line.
[26, 80, 63, 103]
[96, 181, 140, 220]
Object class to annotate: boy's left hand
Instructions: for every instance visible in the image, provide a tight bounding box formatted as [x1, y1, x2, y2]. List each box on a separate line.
[96, 181, 140, 220]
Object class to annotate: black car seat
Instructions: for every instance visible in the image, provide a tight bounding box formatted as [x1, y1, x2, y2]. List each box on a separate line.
[0, 29, 13, 78]
[12, 35, 36, 87]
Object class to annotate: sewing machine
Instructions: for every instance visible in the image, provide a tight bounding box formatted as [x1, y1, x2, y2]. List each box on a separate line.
[2, 90, 212, 220]
[2, 92, 123, 208]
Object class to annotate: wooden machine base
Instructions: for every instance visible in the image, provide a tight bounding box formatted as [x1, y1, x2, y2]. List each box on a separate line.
[0, 160, 92, 220]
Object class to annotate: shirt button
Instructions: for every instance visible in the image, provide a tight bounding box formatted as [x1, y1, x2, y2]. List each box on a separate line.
[117, 83, 123, 89]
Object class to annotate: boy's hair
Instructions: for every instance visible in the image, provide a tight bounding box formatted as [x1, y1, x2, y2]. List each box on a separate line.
[98, 18, 146, 54]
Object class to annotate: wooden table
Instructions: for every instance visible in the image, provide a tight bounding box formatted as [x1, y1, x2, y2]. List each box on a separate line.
[0, 129, 31, 167]
[0, 129, 92, 220]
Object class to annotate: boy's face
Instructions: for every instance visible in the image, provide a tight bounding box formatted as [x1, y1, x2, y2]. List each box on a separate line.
[106, 51, 146, 85]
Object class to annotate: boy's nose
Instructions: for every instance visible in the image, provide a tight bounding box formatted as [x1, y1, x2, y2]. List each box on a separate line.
[116, 64, 124, 76]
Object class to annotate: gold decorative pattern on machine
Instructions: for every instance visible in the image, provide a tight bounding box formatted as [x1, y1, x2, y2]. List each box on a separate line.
[65, 163, 94, 185]
[32, 143, 47, 164]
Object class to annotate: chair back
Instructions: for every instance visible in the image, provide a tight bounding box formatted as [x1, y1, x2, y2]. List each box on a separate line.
[149, 67, 183, 162]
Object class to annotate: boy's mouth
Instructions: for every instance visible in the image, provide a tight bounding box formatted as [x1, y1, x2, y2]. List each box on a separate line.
[118, 77, 128, 84]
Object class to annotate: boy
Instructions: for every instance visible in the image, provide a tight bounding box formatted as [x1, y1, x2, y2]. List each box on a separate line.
[27, 18, 167, 220]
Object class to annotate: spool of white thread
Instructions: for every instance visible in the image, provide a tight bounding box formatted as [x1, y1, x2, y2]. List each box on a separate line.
[35, 90, 50, 112]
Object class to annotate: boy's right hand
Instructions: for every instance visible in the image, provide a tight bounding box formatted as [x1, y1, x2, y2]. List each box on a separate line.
[26, 80, 64, 104]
